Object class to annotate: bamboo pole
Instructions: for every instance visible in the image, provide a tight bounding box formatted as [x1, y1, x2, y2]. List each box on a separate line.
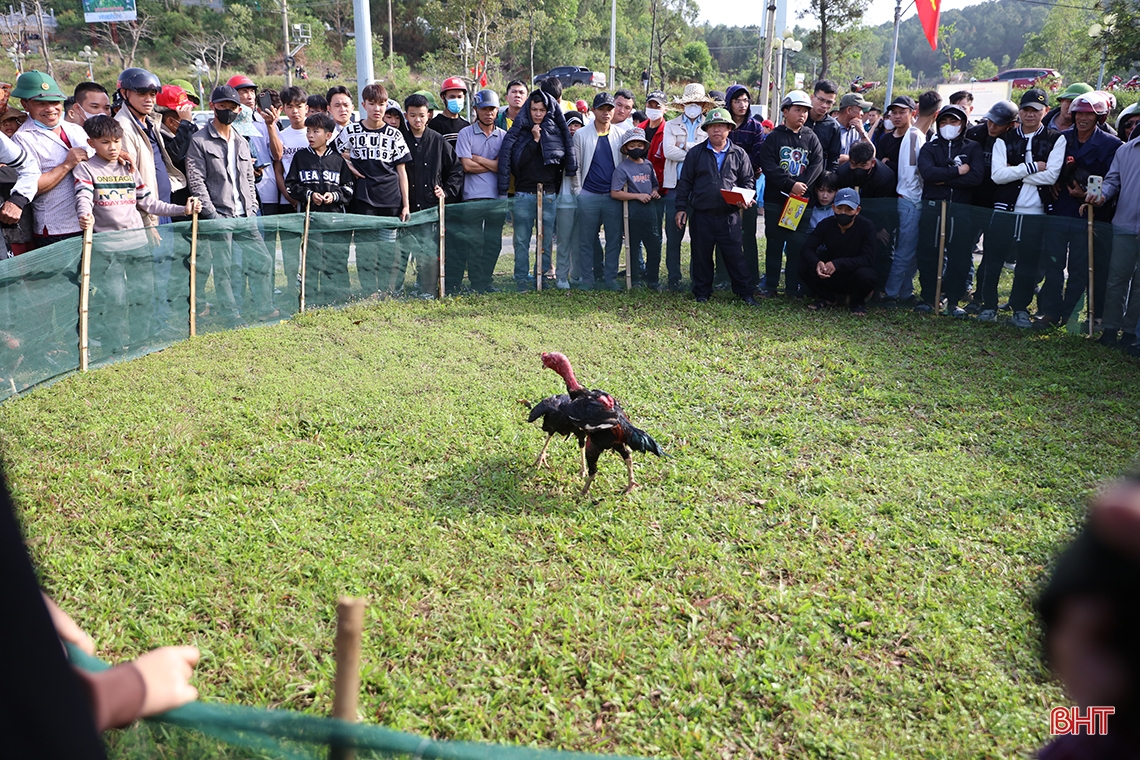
[933, 200, 947, 315]
[299, 195, 312, 313]
[189, 210, 198, 337]
[331, 596, 366, 760]
[1087, 205, 1095, 338]
[536, 184, 543, 292]
[78, 226, 93, 372]
[623, 200, 632, 291]
[438, 195, 446, 299]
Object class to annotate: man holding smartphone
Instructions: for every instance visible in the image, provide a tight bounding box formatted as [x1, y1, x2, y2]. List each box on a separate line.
[228, 74, 284, 212]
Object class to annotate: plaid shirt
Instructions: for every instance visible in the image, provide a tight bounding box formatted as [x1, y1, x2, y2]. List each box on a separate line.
[13, 119, 93, 236]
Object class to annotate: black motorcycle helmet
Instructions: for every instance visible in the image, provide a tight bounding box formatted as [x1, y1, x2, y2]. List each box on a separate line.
[117, 67, 161, 94]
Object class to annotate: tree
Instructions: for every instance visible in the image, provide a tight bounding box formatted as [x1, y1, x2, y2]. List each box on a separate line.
[1018, 2, 1100, 84]
[799, 0, 869, 77]
[679, 40, 714, 80]
[968, 56, 998, 80]
[182, 31, 234, 91]
[937, 23, 966, 81]
[94, 14, 155, 70]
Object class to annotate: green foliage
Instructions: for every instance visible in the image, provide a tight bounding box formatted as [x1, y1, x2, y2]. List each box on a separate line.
[969, 56, 999, 81]
[1018, 1, 1101, 85]
[679, 40, 715, 80]
[937, 23, 967, 81]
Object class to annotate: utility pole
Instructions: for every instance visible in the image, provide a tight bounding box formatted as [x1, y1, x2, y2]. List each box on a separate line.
[281, 0, 292, 87]
[608, 0, 616, 90]
[387, 0, 393, 73]
[353, 0, 374, 103]
[759, 0, 776, 119]
[884, 0, 905, 110]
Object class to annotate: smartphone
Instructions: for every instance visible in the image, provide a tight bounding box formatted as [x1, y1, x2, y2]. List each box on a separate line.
[1087, 175, 1103, 199]
[258, 91, 273, 112]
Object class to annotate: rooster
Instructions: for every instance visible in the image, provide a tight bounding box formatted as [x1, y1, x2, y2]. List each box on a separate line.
[531, 351, 663, 495]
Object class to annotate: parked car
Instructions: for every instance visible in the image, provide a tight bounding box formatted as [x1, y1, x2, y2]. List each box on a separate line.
[533, 66, 607, 89]
[986, 68, 1062, 90]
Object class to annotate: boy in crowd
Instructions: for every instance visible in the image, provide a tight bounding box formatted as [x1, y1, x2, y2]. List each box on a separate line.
[880, 95, 925, 308]
[74, 115, 201, 353]
[453, 89, 507, 293]
[273, 86, 310, 305]
[806, 171, 837, 232]
[610, 128, 660, 288]
[335, 82, 411, 295]
[306, 94, 328, 114]
[285, 111, 355, 306]
[383, 100, 404, 130]
[396, 92, 463, 296]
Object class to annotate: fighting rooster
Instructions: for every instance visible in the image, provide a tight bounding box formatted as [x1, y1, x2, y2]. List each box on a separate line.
[529, 351, 663, 495]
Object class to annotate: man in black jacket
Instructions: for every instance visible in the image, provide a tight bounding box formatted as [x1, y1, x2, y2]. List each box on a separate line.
[915, 104, 984, 316]
[674, 108, 757, 305]
[837, 140, 897, 293]
[757, 90, 825, 298]
[799, 188, 877, 313]
[805, 79, 842, 173]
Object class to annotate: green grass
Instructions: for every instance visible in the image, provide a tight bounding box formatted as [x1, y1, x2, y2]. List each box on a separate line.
[3, 288, 1139, 758]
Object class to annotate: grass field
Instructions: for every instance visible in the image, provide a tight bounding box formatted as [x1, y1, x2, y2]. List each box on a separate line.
[3, 287, 1139, 758]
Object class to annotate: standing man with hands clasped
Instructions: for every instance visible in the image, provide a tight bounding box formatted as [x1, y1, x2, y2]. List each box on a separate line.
[673, 108, 757, 305]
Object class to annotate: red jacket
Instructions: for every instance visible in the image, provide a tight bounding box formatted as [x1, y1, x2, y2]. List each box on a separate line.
[639, 118, 668, 195]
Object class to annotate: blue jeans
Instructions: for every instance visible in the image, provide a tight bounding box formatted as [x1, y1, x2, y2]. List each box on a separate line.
[513, 191, 557, 284]
[885, 197, 922, 300]
[576, 191, 623, 287]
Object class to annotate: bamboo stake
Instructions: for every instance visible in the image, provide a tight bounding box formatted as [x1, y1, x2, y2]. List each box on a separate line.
[78, 225, 93, 372]
[933, 200, 947, 315]
[1087, 204, 1095, 339]
[189, 210, 198, 337]
[299, 195, 312, 313]
[536, 184, 543, 292]
[623, 199, 632, 291]
[438, 195, 446, 299]
[331, 596, 366, 760]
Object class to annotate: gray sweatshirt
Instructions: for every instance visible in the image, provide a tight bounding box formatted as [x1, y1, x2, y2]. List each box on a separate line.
[1102, 138, 1140, 234]
[73, 155, 183, 248]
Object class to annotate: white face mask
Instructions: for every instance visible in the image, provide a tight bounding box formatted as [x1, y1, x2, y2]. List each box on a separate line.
[939, 123, 962, 141]
[645, 107, 664, 121]
[684, 104, 702, 120]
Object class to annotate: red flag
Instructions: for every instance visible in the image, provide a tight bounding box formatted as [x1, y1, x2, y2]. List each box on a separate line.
[916, 0, 941, 51]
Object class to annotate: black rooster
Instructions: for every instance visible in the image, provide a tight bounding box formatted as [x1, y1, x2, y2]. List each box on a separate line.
[530, 351, 663, 495]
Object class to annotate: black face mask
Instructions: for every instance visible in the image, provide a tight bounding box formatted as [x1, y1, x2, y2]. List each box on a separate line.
[214, 108, 239, 125]
[848, 168, 870, 185]
[626, 147, 648, 160]
[835, 212, 856, 227]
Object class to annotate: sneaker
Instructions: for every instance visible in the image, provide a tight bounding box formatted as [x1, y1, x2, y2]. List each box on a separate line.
[740, 295, 759, 306]
[1010, 310, 1033, 328]
[948, 305, 967, 319]
[964, 301, 982, 316]
[556, 279, 570, 290]
[850, 303, 868, 315]
[516, 281, 529, 293]
[914, 302, 933, 314]
[1120, 333, 1137, 352]
[755, 287, 778, 299]
[998, 302, 1012, 312]
[695, 295, 709, 303]
[1127, 342, 1140, 359]
[1031, 316, 1059, 331]
[878, 297, 899, 309]
[978, 309, 997, 322]
[1098, 329, 1120, 347]
[900, 295, 919, 307]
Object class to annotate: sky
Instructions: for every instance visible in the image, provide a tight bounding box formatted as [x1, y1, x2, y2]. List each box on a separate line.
[695, 0, 986, 32]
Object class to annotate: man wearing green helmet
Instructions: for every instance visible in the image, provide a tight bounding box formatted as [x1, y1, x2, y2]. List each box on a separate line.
[1043, 82, 1094, 133]
[674, 107, 758, 305]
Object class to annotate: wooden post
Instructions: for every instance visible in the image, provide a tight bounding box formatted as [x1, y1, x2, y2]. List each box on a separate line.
[299, 195, 312, 313]
[189, 211, 198, 337]
[78, 226, 93, 372]
[1087, 205, 1095, 338]
[535, 184, 543, 292]
[933, 200, 947, 315]
[438, 196, 446, 299]
[623, 200, 632, 291]
[331, 596, 366, 760]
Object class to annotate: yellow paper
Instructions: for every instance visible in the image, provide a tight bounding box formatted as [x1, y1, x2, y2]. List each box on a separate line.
[778, 195, 808, 231]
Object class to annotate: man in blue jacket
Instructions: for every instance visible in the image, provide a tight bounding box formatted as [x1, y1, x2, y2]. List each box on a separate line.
[915, 104, 983, 316]
[674, 108, 758, 305]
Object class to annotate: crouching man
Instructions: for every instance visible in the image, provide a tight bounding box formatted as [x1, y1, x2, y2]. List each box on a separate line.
[799, 188, 877, 314]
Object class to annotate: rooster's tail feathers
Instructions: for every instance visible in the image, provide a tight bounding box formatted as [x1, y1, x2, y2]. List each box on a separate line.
[627, 425, 664, 457]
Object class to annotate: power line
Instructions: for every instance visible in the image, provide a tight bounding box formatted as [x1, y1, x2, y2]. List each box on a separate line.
[1009, 0, 1099, 9]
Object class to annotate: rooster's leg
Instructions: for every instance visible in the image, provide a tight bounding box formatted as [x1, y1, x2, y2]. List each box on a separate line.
[622, 449, 638, 494]
[578, 444, 587, 478]
[534, 433, 555, 468]
[580, 474, 596, 496]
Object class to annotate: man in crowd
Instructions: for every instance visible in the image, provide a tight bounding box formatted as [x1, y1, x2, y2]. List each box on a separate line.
[271, 85, 311, 306]
[453, 89, 506, 293]
[799, 188, 877, 314]
[230, 75, 285, 212]
[805, 80, 841, 172]
[914, 104, 983, 316]
[674, 108, 757, 305]
[496, 80, 528, 130]
[987, 88, 1065, 327]
[661, 83, 714, 291]
[835, 92, 871, 164]
[864, 106, 881, 135]
[637, 90, 669, 289]
[572, 92, 627, 291]
[915, 90, 942, 137]
[948, 90, 974, 121]
[612, 89, 636, 132]
[1036, 92, 1120, 330]
[555, 112, 585, 289]
[429, 77, 470, 149]
[66, 82, 110, 125]
[12, 71, 91, 247]
[185, 85, 275, 322]
[326, 85, 354, 137]
[725, 84, 765, 290]
[757, 89, 824, 299]
[1044, 83, 1093, 133]
[880, 95, 925, 308]
[836, 140, 896, 292]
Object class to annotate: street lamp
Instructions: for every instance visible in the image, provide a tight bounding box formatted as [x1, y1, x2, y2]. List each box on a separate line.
[79, 45, 97, 81]
[1088, 15, 1115, 90]
[6, 45, 25, 75]
[773, 31, 802, 109]
[192, 59, 209, 106]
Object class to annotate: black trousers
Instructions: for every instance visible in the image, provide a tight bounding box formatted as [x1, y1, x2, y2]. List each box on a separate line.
[763, 203, 806, 295]
[916, 200, 976, 307]
[689, 210, 751, 299]
[446, 201, 507, 292]
[980, 210, 1047, 312]
[799, 261, 877, 306]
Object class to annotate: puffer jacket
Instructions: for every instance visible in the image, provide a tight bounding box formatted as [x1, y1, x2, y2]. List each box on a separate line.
[497, 90, 577, 195]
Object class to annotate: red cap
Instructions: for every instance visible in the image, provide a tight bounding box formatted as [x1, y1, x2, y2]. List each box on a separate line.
[440, 76, 466, 95]
[761, 119, 774, 129]
[575, 99, 588, 113]
[227, 74, 257, 90]
[156, 84, 191, 110]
